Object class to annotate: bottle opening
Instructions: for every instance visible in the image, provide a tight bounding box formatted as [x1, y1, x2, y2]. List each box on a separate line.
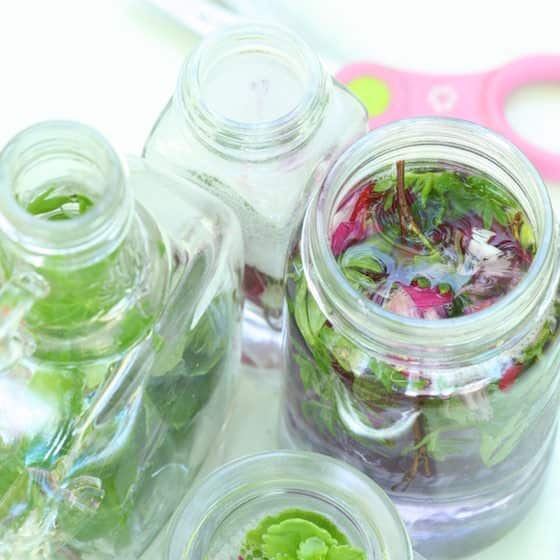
[0, 121, 132, 265]
[178, 24, 329, 161]
[200, 48, 306, 125]
[305, 118, 556, 368]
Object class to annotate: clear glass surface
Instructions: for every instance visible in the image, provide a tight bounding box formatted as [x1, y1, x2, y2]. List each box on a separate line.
[282, 118, 560, 558]
[143, 23, 367, 367]
[0, 122, 243, 559]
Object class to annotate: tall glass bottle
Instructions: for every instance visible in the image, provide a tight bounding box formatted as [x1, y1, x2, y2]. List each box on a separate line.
[144, 24, 367, 367]
[0, 121, 242, 559]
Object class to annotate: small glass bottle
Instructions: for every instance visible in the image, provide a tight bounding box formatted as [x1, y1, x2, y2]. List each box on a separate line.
[143, 24, 367, 367]
[164, 451, 424, 560]
[282, 118, 560, 557]
[0, 121, 242, 559]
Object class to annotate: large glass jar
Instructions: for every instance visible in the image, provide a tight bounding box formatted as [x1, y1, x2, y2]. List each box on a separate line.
[143, 24, 367, 367]
[0, 121, 242, 559]
[165, 451, 424, 560]
[283, 118, 560, 558]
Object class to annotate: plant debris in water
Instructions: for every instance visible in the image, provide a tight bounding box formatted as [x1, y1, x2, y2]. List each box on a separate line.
[331, 161, 535, 319]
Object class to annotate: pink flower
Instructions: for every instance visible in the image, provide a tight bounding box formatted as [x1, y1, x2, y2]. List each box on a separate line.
[385, 283, 453, 320]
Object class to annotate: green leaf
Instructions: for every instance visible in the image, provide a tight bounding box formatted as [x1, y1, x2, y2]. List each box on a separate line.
[340, 269, 379, 295]
[319, 328, 368, 374]
[298, 537, 329, 560]
[24, 187, 94, 221]
[481, 206, 494, 229]
[293, 274, 327, 345]
[302, 400, 339, 438]
[244, 510, 348, 552]
[479, 411, 527, 467]
[241, 509, 366, 560]
[373, 177, 395, 192]
[307, 295, 327, 341]
[383, 191, 395, 211]
[294, 275, 313, 343]
[28, 368, 85, 424]
[340, 246, 384, 275]
[263, 520, 336, 559]
[326, 545, 366, 560]
[493, 204, 509, 226]
[520, 221, 536, 251]
[522, 319, 555, 363]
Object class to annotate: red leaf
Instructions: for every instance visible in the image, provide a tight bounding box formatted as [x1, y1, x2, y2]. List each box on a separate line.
[243, 265, 267, 299]
[400, 284, 453, 310]
[499, 363, 523, 391]
[350, 184, 374, 221]
[331, 221, 366, 256]
[331, 184, 375, 256]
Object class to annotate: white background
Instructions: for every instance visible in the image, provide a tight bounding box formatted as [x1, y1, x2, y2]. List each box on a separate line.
[0, 1, 559, 558]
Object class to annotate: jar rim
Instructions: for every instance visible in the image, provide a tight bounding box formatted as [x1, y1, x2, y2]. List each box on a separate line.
[0, 120, 132, 267]
[303, 117, 557, 369]
[176, 23, 329, 162]
[166, 450, 413, 560]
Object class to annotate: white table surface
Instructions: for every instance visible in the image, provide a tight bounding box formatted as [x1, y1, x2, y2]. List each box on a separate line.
[0, 2, 559, 558]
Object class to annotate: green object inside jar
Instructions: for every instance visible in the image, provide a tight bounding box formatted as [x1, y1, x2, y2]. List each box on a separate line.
[239, 509, 366, 560]
[331, 161, 536, 318]
[23, 183, 95, 221]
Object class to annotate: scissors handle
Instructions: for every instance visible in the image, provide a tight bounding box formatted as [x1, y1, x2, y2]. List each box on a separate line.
[337, 56, 560, 181]
[485, 55, 560, 182]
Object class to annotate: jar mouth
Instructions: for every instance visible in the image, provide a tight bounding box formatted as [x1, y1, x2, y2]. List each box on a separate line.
[177, 23, 329, 162]
[304, 118, 556, 367]
[0, 121, 132, 267]
[167, 451, 413, 560]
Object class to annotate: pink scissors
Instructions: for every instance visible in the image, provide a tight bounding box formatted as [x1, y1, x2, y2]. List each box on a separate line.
[337, 56, 560, 181]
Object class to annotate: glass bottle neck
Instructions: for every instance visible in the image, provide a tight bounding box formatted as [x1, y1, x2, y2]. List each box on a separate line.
[176, 24, 330, 162]
[0, 121, 133, 270]
[303, 118, 558, 372]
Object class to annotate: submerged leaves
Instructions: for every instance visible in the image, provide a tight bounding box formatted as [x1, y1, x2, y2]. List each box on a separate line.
[240, 509, 365, 560]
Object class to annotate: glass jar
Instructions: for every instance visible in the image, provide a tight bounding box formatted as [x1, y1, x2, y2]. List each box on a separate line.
[143, 23, 367, 367]
[0, 121, 242, 559]
[283, 118, 560, 558]
[165, 450, 424, 560]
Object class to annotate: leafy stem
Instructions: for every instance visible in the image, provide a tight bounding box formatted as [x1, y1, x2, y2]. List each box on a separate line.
[395, 161, 437, 255]
[392, 407, 432, 491]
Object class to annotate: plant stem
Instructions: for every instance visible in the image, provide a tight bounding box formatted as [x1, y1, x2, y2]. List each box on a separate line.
[395, 160, 437, 254]
[392, 407, 432, 491]
[396, 161, 420, 237]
